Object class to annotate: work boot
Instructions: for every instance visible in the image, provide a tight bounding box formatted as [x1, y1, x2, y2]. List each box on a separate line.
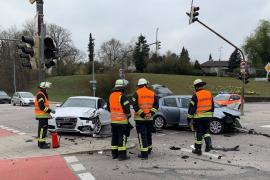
[111, 149, 118, 159]
[192, 149, 202, 156]
[205, 137, 213, 152]
[39, 142, 51, 149]
[148, 148, 152, 155]
[138, 153, 148, 160]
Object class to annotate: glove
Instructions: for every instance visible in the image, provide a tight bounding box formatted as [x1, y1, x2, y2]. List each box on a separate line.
[144, 113, 152, 120]
[140, 112, 146, 119]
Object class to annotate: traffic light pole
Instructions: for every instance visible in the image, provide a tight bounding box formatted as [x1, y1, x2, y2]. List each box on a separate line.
[36, 0, 45, 82]
[186, 12, 246, 115]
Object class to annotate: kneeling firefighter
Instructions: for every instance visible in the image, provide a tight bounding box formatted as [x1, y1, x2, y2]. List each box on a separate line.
[108, 79, 131, 161]
[188, 79, 214, 155]
[34, 82, 55, 149]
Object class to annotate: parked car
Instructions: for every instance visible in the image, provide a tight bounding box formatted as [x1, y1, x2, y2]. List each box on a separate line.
[153, 95, 241, 134]
[214, 93, 242, 110]
[151, 84, 173, 98]
[11, 92, 35, 106]
[0, 91, 11, 104]
[49, 96, 110, 135]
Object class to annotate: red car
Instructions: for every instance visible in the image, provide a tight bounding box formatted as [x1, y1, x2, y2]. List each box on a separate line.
[214, 94, 242, 110]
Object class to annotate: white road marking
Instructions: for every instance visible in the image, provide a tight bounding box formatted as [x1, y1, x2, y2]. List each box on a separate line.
[1, 126, 9, 129]
[18, 132, 26, 135]
[78, 172, 96, 180]
[7, 129, 15, 131]
[181, 147, 222, 159]
[71, 163, 86, 172]
[12, 130, 20, 133]
[0, 125, 4, 128]
[156, 133, 166, 137]
[260, 125, 270, 128]
[64, 156, 79, 163]
[169, 132, 179, 135]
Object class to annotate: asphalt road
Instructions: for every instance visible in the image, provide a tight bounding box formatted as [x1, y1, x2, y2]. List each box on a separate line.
[1, 103, 270, 179]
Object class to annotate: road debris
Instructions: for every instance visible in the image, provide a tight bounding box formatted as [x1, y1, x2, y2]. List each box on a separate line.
[235, 127, 270, 138]
[181, 155, 189, 159]
[25, 139, 33, 143]
[169, 146, 181, 150]
[212, 145, 240, 152]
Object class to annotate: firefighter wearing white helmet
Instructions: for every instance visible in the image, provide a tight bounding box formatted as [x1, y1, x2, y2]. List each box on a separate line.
[132, 78, 159, 160]
[188, 79, 214, 155]
[34, 82, 55, 149]
[108, 79, 131, 161]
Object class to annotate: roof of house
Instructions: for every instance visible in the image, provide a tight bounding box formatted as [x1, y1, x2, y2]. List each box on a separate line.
[201, 61, 229, 68]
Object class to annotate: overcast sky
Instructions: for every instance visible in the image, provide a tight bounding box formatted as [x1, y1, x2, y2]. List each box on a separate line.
[1, 0, 270, 62]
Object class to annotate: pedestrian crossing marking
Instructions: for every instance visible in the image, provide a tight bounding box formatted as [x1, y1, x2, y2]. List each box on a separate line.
[260, 125, 270, 128]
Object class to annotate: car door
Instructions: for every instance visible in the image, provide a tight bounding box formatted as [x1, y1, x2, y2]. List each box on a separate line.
[178, 97, 190, 126]
[97, 98, 110, 125]
[161, 97, 180, 125]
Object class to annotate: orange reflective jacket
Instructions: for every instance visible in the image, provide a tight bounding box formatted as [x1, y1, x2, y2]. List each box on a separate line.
[195, 89, 212, 115]
[34, 91, 51, 119]
[137, 87, 155, 114]
[109, 91, 128, 124]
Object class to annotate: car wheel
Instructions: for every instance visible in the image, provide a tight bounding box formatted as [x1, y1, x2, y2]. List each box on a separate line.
[93, 118, 102, 134]
[20, 101, 23, 106]
[209, 119, 224, 134]
[12, 101, 16, 106]
[154, 116, 166, 129]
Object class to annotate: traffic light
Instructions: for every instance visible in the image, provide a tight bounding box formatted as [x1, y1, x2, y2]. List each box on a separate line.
[189, 6, 200, 24]
[17, 36, 40, 69]
[156, 41, 161, 50]
[43, 37, 57, 68]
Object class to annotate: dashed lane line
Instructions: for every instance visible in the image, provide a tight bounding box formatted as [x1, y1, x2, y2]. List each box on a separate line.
[64, 156, 79, 163]
[260, 125, 270, 128]
[71, 163, 86, 172]
[0, 125, 26, 135]
[78, 172, 96, 180]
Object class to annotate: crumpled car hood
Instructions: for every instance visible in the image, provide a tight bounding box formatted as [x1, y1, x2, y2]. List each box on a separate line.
[214, 107, 241, 119]
[53, 107, 96, 118]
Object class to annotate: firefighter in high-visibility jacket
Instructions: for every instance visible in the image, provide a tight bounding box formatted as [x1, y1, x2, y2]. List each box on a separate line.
[188, 79, 214, 155]
[132, 78, 159, 160]
[34, 82, 55, 149]
[108, 79, 131, 161]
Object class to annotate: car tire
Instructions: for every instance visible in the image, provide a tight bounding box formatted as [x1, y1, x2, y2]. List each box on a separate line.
[20, 101, 23, 106]
[209, 119, 224, 134]
[93, 118, 102, 134]
[12, 101, 16, 106]
[154, 116, 166, 129]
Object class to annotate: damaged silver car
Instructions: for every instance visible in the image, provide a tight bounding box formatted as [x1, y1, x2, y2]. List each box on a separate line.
[153, 95, 241, 134]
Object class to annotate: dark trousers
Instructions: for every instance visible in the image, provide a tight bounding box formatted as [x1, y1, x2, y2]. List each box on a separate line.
[136, 121, 153, 158]
[37, 119, 49, 147]
[111, 124, 128, 158]
[193, 118, 212, 150]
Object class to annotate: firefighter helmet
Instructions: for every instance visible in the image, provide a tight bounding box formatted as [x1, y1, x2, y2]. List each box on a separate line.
[193, 79, 206, 87]
[39, 82, 52, 89]
[138, 78, 148, 86]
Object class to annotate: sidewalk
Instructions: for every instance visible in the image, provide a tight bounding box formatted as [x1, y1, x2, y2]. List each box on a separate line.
[0, 131, 136, 159]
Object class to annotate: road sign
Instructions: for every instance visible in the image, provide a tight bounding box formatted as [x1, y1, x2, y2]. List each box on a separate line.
[265, 63, 270, 72]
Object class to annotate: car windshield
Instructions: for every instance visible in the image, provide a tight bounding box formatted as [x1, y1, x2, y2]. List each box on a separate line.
[61, 98, 96, 108]
[20, 92, 34, 98]
[156, 87, 173, 94]
[214, 94, 230, 101]
[0, 91, 8, 96]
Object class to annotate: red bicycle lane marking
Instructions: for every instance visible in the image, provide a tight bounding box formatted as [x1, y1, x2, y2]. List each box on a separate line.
[0, 155, 77, 180]
[0, 128, 16, 137]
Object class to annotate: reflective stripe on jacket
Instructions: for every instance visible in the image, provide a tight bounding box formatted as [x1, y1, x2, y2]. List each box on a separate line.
[194, 89, 213, 118]
[109, 91, 128, 124]
[135, 87, 155, 120]
[34, 91, 51, 119]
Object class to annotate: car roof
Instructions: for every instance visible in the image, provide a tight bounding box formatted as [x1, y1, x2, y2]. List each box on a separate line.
[68, 96, 100, 100]
[162, 95, 192, 98]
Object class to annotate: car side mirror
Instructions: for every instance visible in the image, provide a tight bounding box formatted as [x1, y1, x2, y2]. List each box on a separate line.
[103, 104, 107, 109]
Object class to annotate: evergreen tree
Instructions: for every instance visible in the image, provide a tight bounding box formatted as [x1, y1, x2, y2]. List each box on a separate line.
[209, 53, 213, 61]
[133, 35, 150, 72]
[88, 33, 95, 72]
[228, 49, 241, 70]
[194, 60, 201, 70]
[179, 47, 191, 65]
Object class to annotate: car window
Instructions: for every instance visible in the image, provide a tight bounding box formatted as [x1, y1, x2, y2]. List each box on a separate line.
[61, 98, 96, 108]
[19, 92, 34, 98]
[180, 98, 191, 108]
[0, 91, 8, 96]
[214, 94, 229, 101]
[232, 95, 240, 100]
[163, 98, 178, 107]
